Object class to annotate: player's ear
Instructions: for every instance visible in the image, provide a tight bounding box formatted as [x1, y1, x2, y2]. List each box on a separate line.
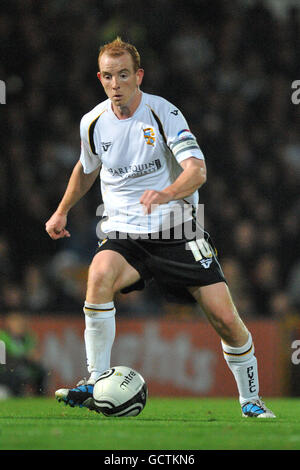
[136, 68, 144, 86]
[97, 72, 102, 83]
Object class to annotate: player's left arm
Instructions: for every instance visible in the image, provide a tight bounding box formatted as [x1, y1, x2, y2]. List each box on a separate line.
[140, 157, 206, 214]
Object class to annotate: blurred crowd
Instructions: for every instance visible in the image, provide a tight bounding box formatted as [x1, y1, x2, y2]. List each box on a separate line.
[0, 312, 47, 397]
[0, 0, 299, 319]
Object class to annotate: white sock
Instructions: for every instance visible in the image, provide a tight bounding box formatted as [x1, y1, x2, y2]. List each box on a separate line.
[83, 301, 116, 383]
[222, 333, 259, 405]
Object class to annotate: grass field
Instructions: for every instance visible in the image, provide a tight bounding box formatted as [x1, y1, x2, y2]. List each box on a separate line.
[0, 396, 299, 451]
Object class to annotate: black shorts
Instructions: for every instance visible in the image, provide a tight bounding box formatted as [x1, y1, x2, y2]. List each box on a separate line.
[95, 224, 226, 304]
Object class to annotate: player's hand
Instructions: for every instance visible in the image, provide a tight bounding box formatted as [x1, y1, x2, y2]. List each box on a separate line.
[45, 212, 71, 240]
[140, 189, 173, 214]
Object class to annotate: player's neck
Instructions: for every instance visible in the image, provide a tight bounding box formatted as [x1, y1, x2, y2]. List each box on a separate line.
[112, 89, 142, 120]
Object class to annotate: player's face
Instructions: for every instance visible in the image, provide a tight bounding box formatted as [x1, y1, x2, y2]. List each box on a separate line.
[98, 52, 144, 111]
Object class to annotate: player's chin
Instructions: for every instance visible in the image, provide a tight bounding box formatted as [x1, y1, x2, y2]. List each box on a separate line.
[112, 96, 124, 105]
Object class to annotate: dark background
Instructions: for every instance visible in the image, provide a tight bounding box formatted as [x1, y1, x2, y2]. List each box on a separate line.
[0, 0, 299, 319]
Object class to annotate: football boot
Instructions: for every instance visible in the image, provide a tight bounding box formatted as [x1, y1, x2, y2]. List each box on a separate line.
[242, 398, 276, 418]
[55, 378, 98, 411]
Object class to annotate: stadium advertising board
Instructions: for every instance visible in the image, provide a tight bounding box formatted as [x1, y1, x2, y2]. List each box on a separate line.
[18, 316, 283, 397]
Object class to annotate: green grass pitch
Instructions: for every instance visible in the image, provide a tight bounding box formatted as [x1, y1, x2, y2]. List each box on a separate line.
[0, 396, 300, 450]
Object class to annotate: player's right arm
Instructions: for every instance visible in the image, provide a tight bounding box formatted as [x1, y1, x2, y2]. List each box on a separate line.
[45, 161, 100, 240]
[46, 107, 103, 240]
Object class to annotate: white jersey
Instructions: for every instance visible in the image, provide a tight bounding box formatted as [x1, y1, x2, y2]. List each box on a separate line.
[79, 91, 205, 234]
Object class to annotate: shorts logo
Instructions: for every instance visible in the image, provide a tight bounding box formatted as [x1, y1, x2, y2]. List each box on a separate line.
[143, 127, 155, 146]
[188, 238, 214, 268]
[200, 258, 213, 269]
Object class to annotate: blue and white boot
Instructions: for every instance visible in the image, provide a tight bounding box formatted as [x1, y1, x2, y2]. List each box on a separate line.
[242, 398, 276, 418]
[55, 378, 98, 411]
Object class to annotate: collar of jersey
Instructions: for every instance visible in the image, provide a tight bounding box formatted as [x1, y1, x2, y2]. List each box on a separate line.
[108, 92, 144, 121]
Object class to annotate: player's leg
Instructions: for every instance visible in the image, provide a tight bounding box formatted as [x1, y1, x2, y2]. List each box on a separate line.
[55, 250, 141, 409]
[86, 249, 141, 303]
[189, 282, 275, 418]
[189, 282, 249, 345]
[84, 250, 140, 383]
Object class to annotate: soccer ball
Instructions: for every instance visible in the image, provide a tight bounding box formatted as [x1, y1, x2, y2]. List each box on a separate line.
[93, 366, 148, 417]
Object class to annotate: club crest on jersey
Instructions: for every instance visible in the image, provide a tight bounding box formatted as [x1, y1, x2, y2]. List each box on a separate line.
[143, 127, 155, 146]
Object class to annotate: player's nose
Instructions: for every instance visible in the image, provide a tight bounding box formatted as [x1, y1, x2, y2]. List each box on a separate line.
[111, 76, 120, 89]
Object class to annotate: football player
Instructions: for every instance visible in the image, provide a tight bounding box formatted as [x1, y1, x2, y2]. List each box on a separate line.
[46, 38, 275, 418]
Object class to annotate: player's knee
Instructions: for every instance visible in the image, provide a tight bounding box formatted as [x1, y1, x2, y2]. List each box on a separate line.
[87, 263, 116, 294]
[212, 309, 238, 335]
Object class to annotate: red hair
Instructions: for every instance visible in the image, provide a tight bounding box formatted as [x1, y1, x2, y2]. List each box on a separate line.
[98, 37, 141, 72]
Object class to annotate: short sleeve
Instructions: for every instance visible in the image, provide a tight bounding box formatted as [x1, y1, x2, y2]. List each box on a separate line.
[79, 114, 102, 174]
[159, 100, 205, 164]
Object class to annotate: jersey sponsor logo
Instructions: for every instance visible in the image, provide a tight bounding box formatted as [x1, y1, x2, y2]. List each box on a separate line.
[107, 159, 162, 178]
[101, 142, 112, 152]
[143, 127, 155, 146]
